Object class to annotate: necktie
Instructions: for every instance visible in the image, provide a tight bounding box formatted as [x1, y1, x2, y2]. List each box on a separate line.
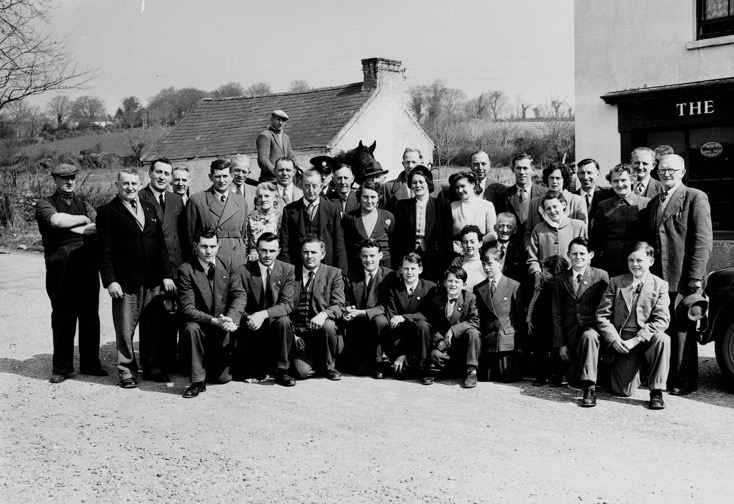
[660, 191, 668, 203]
[305, 270, 315, 291]
[363, 272, 374, 306]
[261, 267, 272, 308]
[283, 189, 291, 205]
[518, 188, 526, 202]
[220, 194, 226, 203]
[491, 280, 497, 295]
[159, 193, 165, 213]
[499, 244, 506, 260]
[207, 263, 215, 281]
[576, 273, 583, 293]
[445, 298, 457, 318]
[308, 202, 317, 221]
[130, 199, 137, 212]
[407, 287, 414, 298]
[236, 186, 243, 196]
[585, 193, 591, 209]
[636, 183, 644, 196]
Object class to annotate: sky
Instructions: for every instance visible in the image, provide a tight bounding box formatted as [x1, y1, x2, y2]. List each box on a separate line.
[30, 0, 575, 115]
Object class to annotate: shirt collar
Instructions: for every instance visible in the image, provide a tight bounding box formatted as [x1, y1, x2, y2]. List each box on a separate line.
[302, 265, 319, 279]
[572, 266, 587, 279]
[404, 279, 419, 291]
[149, 186, 165, 199]
[198, 257, 215, 270]
[364, 268, 377, 279]
[490, 273, 503, 285]
[516, 181, 532, 192]
[665, 181, 683, 198]
[259, 261, 272, 278]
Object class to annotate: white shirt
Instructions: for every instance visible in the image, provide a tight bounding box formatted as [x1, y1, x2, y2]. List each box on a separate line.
[302, 266, 319, 287]
[214, 189, 228, 203]
[659, 181, 682, 213]
[149, 186, 166, 204]
[279, 184, 294, 202]
[404, 280, 419, 295]
[259, 261, 272, 281]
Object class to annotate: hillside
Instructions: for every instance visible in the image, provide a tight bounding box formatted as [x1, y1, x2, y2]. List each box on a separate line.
[21, 127, 169, 158]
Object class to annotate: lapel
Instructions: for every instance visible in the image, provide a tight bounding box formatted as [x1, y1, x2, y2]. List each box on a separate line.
[355, 213, 368, 239]
[219, 191, 240, 225]
[660, 184, 685, 224]
[492, 276, 510, 306]
[577, 268, 594, 299]
[477, 279, 497, 316]
[619, 274, 635, 313]
[448, 291, 465, 325]
[395, 172, 411, 200]
[424, 197, 436, 238]
[142, 186, 164, 221]
[206, 188, 223, 220]
[398, 282, 412, 311]
[271, 129, 283, 150]
[563, 270, 577, 299]
[293, 199, 307, 236]
[353, 272, 366, 305]
[269, 261, 284, 304]
[311, 266, 327, 304]
[246, 261, 263, 307]
[508, 187, 522, 218]
[192, 259, 214, 313]
[317, 197, 330, 234]
[110, 197, 143, 235]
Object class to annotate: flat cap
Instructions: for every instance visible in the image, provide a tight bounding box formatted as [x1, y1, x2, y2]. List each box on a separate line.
[51, 163, 79, 177]
[272, 110, 289, 120]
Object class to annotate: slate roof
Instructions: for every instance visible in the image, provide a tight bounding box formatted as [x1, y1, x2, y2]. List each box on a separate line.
[143, 82, 373, 161]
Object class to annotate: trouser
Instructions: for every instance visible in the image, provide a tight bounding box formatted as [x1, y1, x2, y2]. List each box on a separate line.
[111, 285, 162, 380]
[46, 257, 101, 376]
[151, 291, 180, 374]
[290, 319, 342, 379]
[342, 315, 390, 372]
[234, 315, 294, 378]
[483, 350, 521, 382]
[183, 321, 233, 384]
[431, 328, 482, 374]
[390, 320, 432, 375]
[667, 291, 699, 390]
[566, 328, 601, 384]
[609, 332, 670, 397]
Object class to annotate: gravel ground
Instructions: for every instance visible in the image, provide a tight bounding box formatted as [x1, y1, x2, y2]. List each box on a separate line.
[1, 249, 733, 504]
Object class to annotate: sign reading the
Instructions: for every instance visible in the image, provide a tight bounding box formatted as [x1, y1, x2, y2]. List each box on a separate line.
[675, 100, 715, 116]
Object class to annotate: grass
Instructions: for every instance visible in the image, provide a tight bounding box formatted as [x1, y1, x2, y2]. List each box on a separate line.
[21, 127, 168, 158]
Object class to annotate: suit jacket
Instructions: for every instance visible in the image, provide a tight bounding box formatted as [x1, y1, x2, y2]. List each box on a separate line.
[279, 197, 348, 274]
[590, 194, 650, 277]
[422, 289, 480, 345]
[177, 257, 246, 327]
[576, 186, 614, 230]
[391, 197, 453, 281]
[596, 273, 670, 348]
[276, 184, 303, 208]
[230, 184, 256, 213]
[97, 196, 173, 291]
[326, 189, 360, 217]
[256, 126, 295, 182]
[344, 266, 395, 320]
[551, 267, 609, 348]
[385, 278, 437, 322]
[494, 183, 548, 237]
[647, 184, 713, 292]
[523, 189, 588, 249]
[139, 186, 185, 276]
[341, 209, 395, 274]
[292, 264, 345, 320]
[238, 259, 295, 320]
[484, 236, 526, 284]
[637, 178, 665, 199]
[473, 275, 524, 352]
[186, 187, 249, 267]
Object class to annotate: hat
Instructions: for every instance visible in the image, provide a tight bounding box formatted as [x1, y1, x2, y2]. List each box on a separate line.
[51, 163, 79, 177]
[361, 161, 388, 179]
[272, 110, 289, 120]
[675, 293, 708, 321]
[310, 156, 337, 175]
[407, 164, 433, 186]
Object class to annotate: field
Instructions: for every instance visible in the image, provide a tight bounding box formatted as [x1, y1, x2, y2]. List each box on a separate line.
[20, 127, 169, 158]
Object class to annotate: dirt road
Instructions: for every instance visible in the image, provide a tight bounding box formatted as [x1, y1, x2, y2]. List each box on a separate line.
[1, 249, 733, 503]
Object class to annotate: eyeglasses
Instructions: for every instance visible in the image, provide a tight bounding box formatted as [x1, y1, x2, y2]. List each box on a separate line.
[658, 168, 683, 175]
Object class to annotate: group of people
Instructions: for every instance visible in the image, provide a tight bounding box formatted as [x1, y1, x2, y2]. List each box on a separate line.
[36, 110, 713, 410]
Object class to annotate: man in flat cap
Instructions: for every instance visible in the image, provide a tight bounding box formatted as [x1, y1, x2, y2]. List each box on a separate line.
[36, 163, 106, 383]
[257, 110, 298, 183]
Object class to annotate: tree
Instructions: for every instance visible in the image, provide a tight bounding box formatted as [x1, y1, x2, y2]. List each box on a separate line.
[0, 0, 95, 114]
[26, 105, 44, 137]
[6, 101, 30, 137]
[71, 96, 106, 123]
[211, 82, 244, 98]
[147, 86, 207, 125]
[484, 90, 508, 120]
[244, 82, 272, 97]
[119, 96, 143, 128]
[407, 86, 426, 122]
[550, 98, 564, 119]
[288, 80, 312, 93]
[46, 95, 72, 128]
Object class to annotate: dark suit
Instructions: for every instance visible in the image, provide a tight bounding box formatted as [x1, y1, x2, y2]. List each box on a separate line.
[343, 267, 395, 370]
[290, 264, 345, 377]
[236, 260, 296, 376]
[636, 178, 665, 199]
[97, 196, 173, 380]
[341, 209, 394, 274]
[590, 194, 650, 277]
[385, 278, 437, 374]
[473, 276, 524, 382]
[186, 187, 249, 267]
[484, 237, 527, 285]
[551, 267, 609, 384]
[279, 197, 348, 274]
[36, 193, 101, 376]
[257, 126, 295, 182]
[423, 289, 481, 373]
[177, 258, 247, 384]
[648, 184, 712, 391]
[494, 183, 548, 238]
[326, 189, 360, 217]
[391, 197, 453, 282]
[576, 186, 614, 230]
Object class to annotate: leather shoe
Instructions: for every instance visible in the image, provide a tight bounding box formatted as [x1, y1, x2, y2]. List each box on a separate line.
[373, 370, 384, 379]
[581, 386, 597, 407]
[326, 369, 342, 381]
[669, 385, 697, 396]
[275, 370, 296, 387]
[182, 381, 206, 398]
[649, 390, 665, 410]
[120, 378, 138, 389]
[463, 370, 477, 389]
[49, 374, 67, 384]
[80, 368, 108, 377]
[148, 372, 171, 383]
[421, 375, 434, 385]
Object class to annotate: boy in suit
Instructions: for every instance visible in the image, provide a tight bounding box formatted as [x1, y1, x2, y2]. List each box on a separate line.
[289, 234, 346, 381]
[177, 228, 247, 398]
[236, 232, 296, 386]
[343, 239, 395, 379]
[552, 237, 609, 406]
[596, 242, 671, 410]
[474, 248, 524, 382]
[386, 252, 437, 384]
[424, 266, 481, 388]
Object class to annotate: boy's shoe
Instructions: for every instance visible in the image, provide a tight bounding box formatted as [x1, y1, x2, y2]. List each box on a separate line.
[463, 370, 477, 389]
[649, 390, 665, 410]
[421, 375, 435, 385]
[581, 386, 597, 407]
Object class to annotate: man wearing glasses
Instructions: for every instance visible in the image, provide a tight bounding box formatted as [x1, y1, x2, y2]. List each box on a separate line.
[631, 147, 665, 198]
[648, 153, 712, 396]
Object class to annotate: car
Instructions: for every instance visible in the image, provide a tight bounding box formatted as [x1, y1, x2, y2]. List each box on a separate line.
[700, 267, 734, 387]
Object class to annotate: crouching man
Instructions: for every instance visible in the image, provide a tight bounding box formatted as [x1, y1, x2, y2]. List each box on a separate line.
[596, 242, 671, 410]
[177, 228, 246, 398]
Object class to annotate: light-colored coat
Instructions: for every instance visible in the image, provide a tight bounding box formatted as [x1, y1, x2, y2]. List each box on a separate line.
[523, 189, 588, 249]
[527, 216, 587, 276]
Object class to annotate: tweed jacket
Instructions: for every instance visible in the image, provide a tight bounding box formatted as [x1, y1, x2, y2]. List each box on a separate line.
[523, 189, 588, 249]
[139, 185, 185, 274]
[256, 126, 295, 182]
[292, 264, 346, 321]
[526, 216, 587, 276]
[473, 275, 524, 352]
[422, 289, 480, 345]
[344, 266, 395, 320]
[237, 259, 295, 320]
[494, 183, 548, 232]
[551, 266, 610, 348]
[596, 273, 670, 348]
[647, 184, 713, 292]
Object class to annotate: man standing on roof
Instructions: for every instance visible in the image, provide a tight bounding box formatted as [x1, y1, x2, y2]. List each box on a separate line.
[257, 110, 299, 183]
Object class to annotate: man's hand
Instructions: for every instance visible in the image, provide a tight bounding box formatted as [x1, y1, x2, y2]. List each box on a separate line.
[309, 311, 328, 331]
[437, 340, 447, 352]
[389, 315, 406, 329]
[247, 310, 269, 331]
[162, 278, 176, 293]
[221, 320, 238, 332]
[295, 335, 305, 351]
[611, 339, 629, 354]
[344, 306, 366, 322]
[107, 282, 123, 299]
[527, 321, 535, 336]
[393, 354, 407, 373]
[558, 345, 570, 362]
[444, 329, 453, 348]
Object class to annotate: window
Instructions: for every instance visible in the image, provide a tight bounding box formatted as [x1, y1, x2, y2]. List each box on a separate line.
[698, 0, 734, 39]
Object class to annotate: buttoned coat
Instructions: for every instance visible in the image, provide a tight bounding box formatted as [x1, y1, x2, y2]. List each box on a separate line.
[596, 273, 670, 348]
[341, 208, 395, 274]
[186, 187, 249, 267]
[551, 267, 609, 348]
[647, 184, 713, 292]
[473, 276, 524, 352]
[177, 257, 247, 328]
[238, 259, 295, 320]
[523, 189, 588, 249]
[576, 186, 614, 230]
[385, 278, 437, 322]
[422, 289, 480, 346]
[139, 185, 185, 275]
[292, 264, 345, 320]
[278, 197, 348, 274]
[344, 266, 395, 318]
[97, 196, 173, 291]
[527, 216, 587, 276]
[256, 127, 295, 182]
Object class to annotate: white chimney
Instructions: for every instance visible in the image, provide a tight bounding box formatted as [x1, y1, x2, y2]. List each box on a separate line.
[361, 58, 404, 93]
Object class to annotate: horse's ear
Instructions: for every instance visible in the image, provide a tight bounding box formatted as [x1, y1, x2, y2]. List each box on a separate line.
[369, 141, 376, 153]
[358, 140, 364, 148]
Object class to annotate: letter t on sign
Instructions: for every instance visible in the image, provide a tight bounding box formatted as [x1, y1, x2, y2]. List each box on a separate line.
[676, 103, 686, 116]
